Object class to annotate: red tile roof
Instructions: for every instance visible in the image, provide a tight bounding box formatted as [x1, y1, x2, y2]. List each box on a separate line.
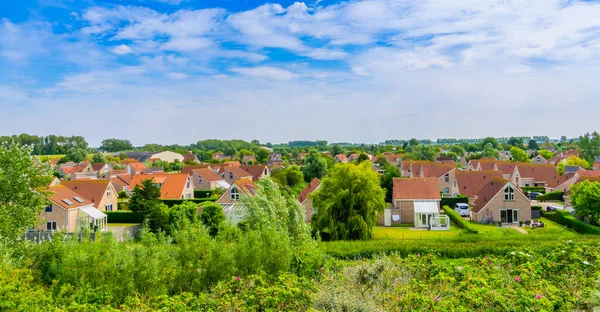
[92, 163, 106, 171]
[239, 165, 269, 181]
[224, 166, 252, 178]
[128, 162, 147, 174]
[576, 170, 600, 178]
[111, 174, 132, 188]
[129, 174, 190, 199]
[515, 163, 560, 187]
[48, 185, 93, 209]
[224, 161, 241, 166]
[494, 161, 517, 175]
[183, 154, 198, 162]
[234, 178, 258, 195]
[61, 180, 112, 209]
[392, 178, 441, 200]
[298, 178, 321, 204]
[335, 154, 349, 162]
[192, 168, 225, 182]
[455, 170, 504, 198]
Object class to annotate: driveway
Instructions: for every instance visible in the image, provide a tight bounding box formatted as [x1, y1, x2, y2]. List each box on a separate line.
[531, 200, 564, 211]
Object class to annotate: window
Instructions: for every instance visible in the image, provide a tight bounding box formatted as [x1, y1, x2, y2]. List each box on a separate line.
[105, 204, 113, 211]
[46, 221, 57, 231]
[107, 188, 112, 198]
[504, 186, 515, 201]
[186, 181, 191, 188]
[186, 194, 191, 199]
[198, 177, 203, 184]
[443, 187, 449, 194]
[536, 157, 541, 162]
[453, 180, 457, 187]
[230, 187, 239, 201]
[45, 204, 52, 212]
[444, 174, 449, 182]
[229, 173, 233, 180]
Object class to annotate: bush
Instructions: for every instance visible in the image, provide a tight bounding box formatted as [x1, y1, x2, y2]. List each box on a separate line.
[536, 191, 564, 201]
[161, 198, 217, 207]
[194, 190, 215, 198]
[554, 210, 600, 235]
[106, 211, 144, 223]
[442, 205, 478, 234]
[200, 202, 226, 237]
[521, 186, 546, 194]
[440, 195, 469, 207]
[118, 202, 129, 211]
[531, 206, 542, 211]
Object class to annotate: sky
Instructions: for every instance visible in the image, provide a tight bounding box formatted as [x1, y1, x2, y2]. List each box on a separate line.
[1, 0, 600, 146]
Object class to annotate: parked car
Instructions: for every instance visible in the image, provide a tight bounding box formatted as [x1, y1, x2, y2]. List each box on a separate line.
[454, 203, 470, 217]
[546, 205, 561, 212]
[529, 192, 542, 200]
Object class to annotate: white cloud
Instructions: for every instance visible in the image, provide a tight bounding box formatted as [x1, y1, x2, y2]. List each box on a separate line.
[112, 44, 133, 55]
[166, 72, 188, 79]
[229, 66, 296, 81]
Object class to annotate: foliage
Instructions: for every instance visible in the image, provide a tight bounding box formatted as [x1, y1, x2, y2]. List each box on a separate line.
[65, 148, 88, 163]
[117, 190, 128, 199]
[106, 211, 144, 223]
[507, 136, 525, 149]
[301, 150, 329, 182]
[528, 139, 540, 150]
[571, 180, 600, 225]
[91, 153, 105, 164]
[200, 202, 226, 237]
[450, 145, 467, 157]
[510, 146, 529, 162]
[129, 179, 168, 232]
[255, 149, 270, 164]
[272, 165, 304, 188]
[160, 198, 217, 207]
[480, 137, 500, 150]
[442, 206, 478, 233]
[100, 138, 134, 153]
[380, 164, 401, 203]
[543, 209, 600, 235]
[403, 145, 438, 161]
[521, 186, 546, 194]
[565, 155, 590, 169]
[0, 133, 88, 155]
[440, 195, 469, 207]
[194, 189, 215, 198]
[312, 162, 386, 241]
[356, 153, 370, 163]
[168, 201, 199, 233]
[578, 131, 600, 164]
[557, 162, 566, 175]
[539, 149, 554, 160]
[535, 191, 564, 201]
[481, 143, 498, 159]
[0, 142, 52, 240]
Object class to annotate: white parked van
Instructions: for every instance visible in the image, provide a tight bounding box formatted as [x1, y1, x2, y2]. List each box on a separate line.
[454, 203, 470, 217]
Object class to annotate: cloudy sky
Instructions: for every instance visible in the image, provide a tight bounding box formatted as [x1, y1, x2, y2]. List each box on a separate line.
[1, 0, 599, 146]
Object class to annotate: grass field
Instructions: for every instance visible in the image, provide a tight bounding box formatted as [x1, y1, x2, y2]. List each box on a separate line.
[373, 226, 461, 240]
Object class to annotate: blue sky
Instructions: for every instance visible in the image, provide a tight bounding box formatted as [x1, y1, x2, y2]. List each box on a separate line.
[1, 0, 600, 146]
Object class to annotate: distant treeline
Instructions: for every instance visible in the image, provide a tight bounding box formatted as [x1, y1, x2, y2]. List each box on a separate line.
[288, 140, 328, 147]
[384, 136, 553, 146]
[0, 134, 88, 155]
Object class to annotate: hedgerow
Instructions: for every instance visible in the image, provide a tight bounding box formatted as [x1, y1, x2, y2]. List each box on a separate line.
[442, 205, 478, 234]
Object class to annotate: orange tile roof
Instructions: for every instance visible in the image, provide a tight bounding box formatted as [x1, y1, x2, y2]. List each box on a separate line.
[92, 163, 106, 171]
[61, 180, 112, 209]
[233, 178, 258, 195]
[48, 185, 93, 209]
[239, 165, 269, 181]
[128, 174, 190, 199]
[494, 161, 517, 175]
[576, 170, 600, 178]
[192, 168, 225, 182]
[515, 163, 560, 187]
[128, 162, 147, 173]
[120, 158, 138, 164]
[224, 166, 252, 178]
[392, 177, 441, 200]
[472, 178, 510, 213]
[298, 178, 321, 203]
[183, 154, 198, 162]
[455, 170, 504, 198]
[111, 174, 132, 188]
[224, 161, 241, 166]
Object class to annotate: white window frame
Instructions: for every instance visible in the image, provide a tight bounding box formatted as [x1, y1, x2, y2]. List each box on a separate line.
[198, 177, 203, 184]
[230, 187, 240, 201]
[105, 204, 113, 212]
[504, 186, 515, 201]
[107, 188, 112, 198]
[444, 173, 449, 182]
[46, 221, 57, 231]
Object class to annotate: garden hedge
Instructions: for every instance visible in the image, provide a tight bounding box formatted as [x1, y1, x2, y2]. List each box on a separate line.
[521, 186, 546, 194]
[440, 195, 469, 207]
[194, 190, 216, 198]
[536, 191, 564, 201]
[442, 205, 478, 234]
[106, 211, 144, 223]
[531, 206, 542, 211]
[160, 198, 217, 207]
[118, 202, 129, 211]
[541, 210, 600, 235]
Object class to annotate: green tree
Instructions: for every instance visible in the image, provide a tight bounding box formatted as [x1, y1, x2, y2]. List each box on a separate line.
[91, 153, 105, 164]
[528, 140, 540, 150]
[302, 150, 329, 182]
[255, 149, 270, 164]
[66, 148, 88, 163]
[331, 145, 346, 156]
[100, 138, 134, 153]
[450, 145, 467, 157]
[481, 143, 498, 159]
[0, 142, 52, 240]
[571, 180, 600, 225]
[566, 156, 590, 169]
[578, 132, 600, 164]
[507, 137, 525, 149]
[539, 150, 554, 160]
[404, 145, 437, 162]
[510, 147, 529, 162]
[237, 149, 255, 159]
[200, 202, 226, 237]
[356, 153, 370, 163]
[480, 137, 500, 150]
[129, 179, 169, 232]
[380, 163, 401, 203]
[168, 201, 199, 234]
[409, 138, 419, 146]
[272, 165, 304, 189]
[312, 162, 386, 241]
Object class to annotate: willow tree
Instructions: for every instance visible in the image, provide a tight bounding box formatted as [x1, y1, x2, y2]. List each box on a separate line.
[312, 161, 386, 241]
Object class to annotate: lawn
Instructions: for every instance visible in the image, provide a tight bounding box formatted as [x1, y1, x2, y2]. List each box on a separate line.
[107, 223, 142, 227]
[373, 226, 461, 240]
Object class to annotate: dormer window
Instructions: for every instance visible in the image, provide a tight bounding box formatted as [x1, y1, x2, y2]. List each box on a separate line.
[444, 173, 449, 182]
[504, 186, 515, 201]
[229, 173, 233, 180]
[198, 177, 203, 183]
[230, 187, 239, 201]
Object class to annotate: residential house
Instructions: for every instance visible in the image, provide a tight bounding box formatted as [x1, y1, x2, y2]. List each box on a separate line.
[471, 178, 531, 224]
[348, 153, 360, 162]
[455, 170, 504, 205]
[124, 151, 184, 163]
[402, 161, 458, 196]
[128, 173, 194, 199]
[142, 167, 164, 174]
[564, 176, 600, 207]
[216, 179, 259, 224]
[386, 177, 442, 227]
[593, 156, 600, 169]
[467, 158, 498, 171]
[183, 153, 200, 163]
[191, 168, 230, 190]
[511, 163, 560, 191]
[334, 154, 349, 163]
[242, 155, 257, 165]
[224, 161, 241, 166]
[268, 153, 284, 167]
[92, 163, 110, 177]
[49, 177, 61, 187]
[222, 166, 253, 185]
[565, 166, 583, 174]
[110, 174, 132, 193]
[549, 173, 577, 193]
[435, 156, 455, 165]
[239, 165, 270, 181]
[41, 185, 108, 233]
[127, 162, 147, 175]
[549, 150, 580, 165]
[532, 154, 549, 164]
[62, 180, 118, 212]
[297, 178, 321, 222]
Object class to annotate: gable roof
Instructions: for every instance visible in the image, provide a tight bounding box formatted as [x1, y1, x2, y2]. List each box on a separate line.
[472, 178, 528, 213]
[576, 169, 600, 179]
[239, 165, 269, 181]
[224, 166, 252, 178]
[92, 163, 106, 171]
[192, 168, 225, 182]
[48, 185, 93, 209]
[111, 174, 132, 188]
[128, 173, 191, 199]
[233, 178, 258, 195]
[418, 163, 456, 178]
[335, 154, 349, 161]
[515, 163, 560, 187]
[181, 165, 211, 175]
[128, 162, 147, 173]
[183, 154, 198, 162]
[455, 170, 504, 198]
[298, 178, 321, 204]
[61, 180, 112, 209]
[494, 161, 517, 175]
[392, 177, 441, 200]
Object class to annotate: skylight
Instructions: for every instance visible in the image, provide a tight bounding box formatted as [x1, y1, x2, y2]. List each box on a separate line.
[62, 199, 74, 205]
[73, 197, 85, 203]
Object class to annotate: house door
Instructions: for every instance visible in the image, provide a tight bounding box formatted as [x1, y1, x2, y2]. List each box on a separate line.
[501, 209, 518, 223]
[384, 209, 391, 227]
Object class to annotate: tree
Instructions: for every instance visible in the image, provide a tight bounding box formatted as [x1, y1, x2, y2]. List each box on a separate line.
[507, 137, 525, 149]
[565, 156, 590, 169]
[404, 145, 437, 162]
[100, 138, 134, 153]
[255, 149, 270, 164]
[66, 148, 88, 163]
[0, 142, 52, 240]
[528, 140, 539, 150]
[409, 138, 419, 146]
[380, 164, 401, 203]
[200, 202, 226, 237]
[510, 147, 529, 162]
[168, 201, 199, 234]
[356, 154, 370, 163]
[331, 145, 346, 156]
[129, 179, 168, 232]
[312, 162, 386, 241]
[539, 150, 554, 160]
[570, 180, 600, 225]
[481, 143, 498, 159]
[302, 150, 329, 182]
[92, 153, 105, 164]
[450, 145, 467, 158]
[272, 165, 304, 188]
[480, 137, 500, 150]
[237, 149, 255, 159]
[578, 132, 600, 164]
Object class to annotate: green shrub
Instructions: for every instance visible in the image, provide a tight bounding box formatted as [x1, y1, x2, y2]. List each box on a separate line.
[440, 195, 469, 207]
[117, 202, 129, 211]
[536, 191, 564, 201]
[160, 198, 217, 207]
[106, 211, 143, 223]
[555, 210, 600, 235]
[442, 205, 478, 234]
[200, 202, 226, 237]
[194, 190, 215, 198]
[521, 186, 546, 194]
[531, 206, 542, 211]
